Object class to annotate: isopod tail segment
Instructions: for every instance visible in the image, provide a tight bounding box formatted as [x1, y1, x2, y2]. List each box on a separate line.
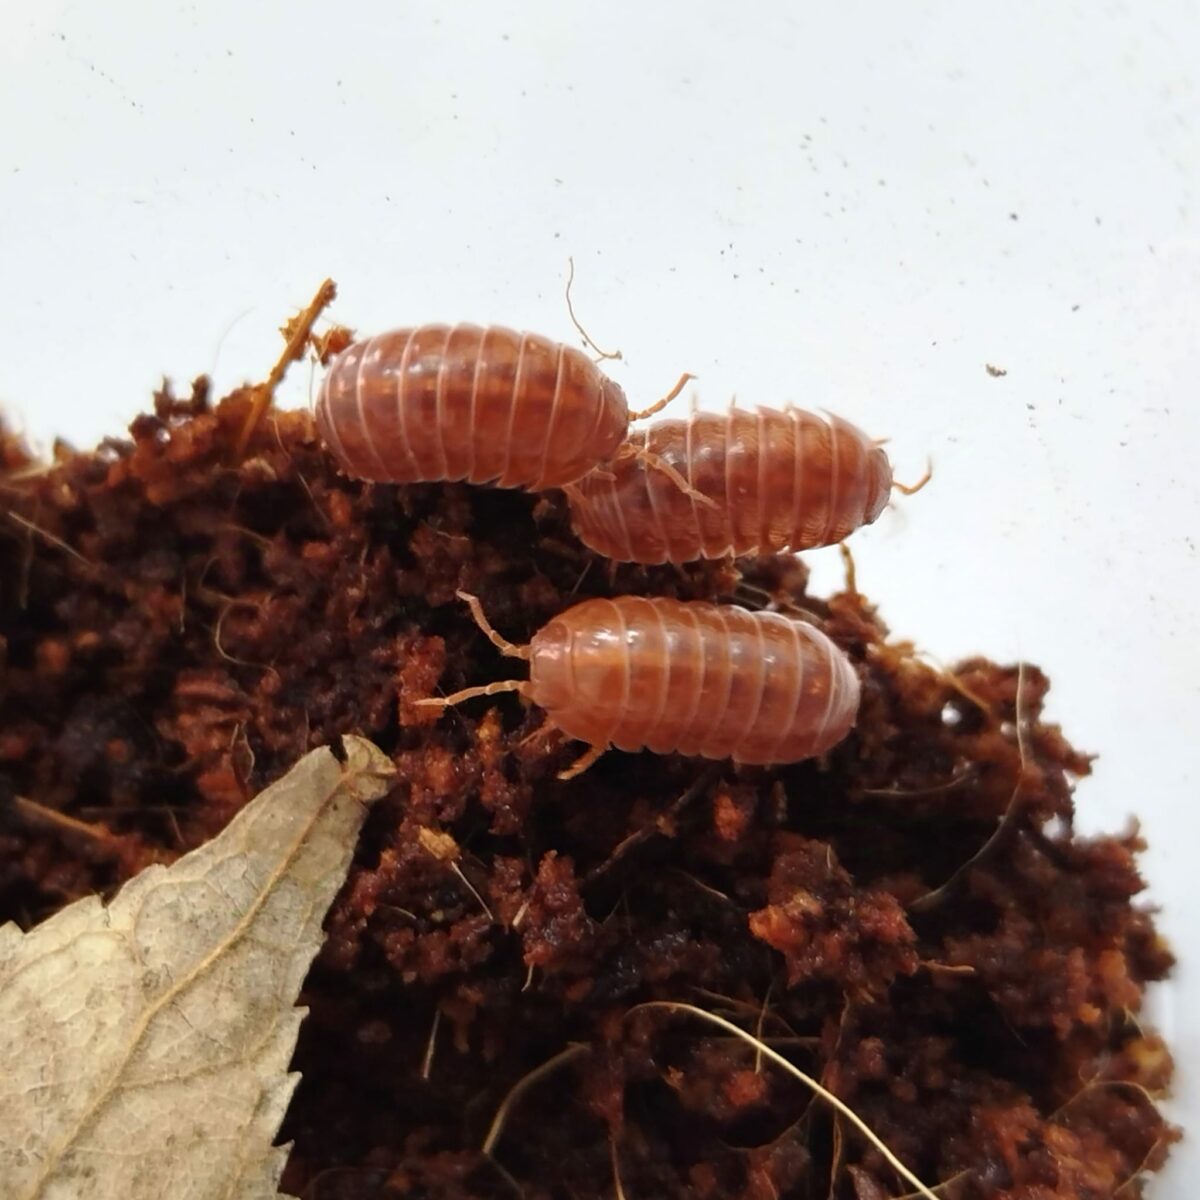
[414, 591, 603, 780]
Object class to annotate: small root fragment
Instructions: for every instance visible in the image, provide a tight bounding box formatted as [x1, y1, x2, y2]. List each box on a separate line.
[481, 1042, 590, 1157]
[909, 661, 1030, 912]
[891, 1168, 971, 1199]
[628, 1001, 944, 1200]
[610, 1134, 628, 1200]
[565, 256, 622, 364]
[1049, 1076, 1165, 1122]
[1114, 1133, 1172, 1197]
[670, 869, 738, 907]
[451, 862, 495, 921]
[859, 766, 977, 799]
[6, 510, 91, 566]
[418, 827, 496, 920]
[754, 980, 774, 1075]
[585, 767, 718, 884]
[421, 1007, 441, 1082]
[212, 602, 282, 682]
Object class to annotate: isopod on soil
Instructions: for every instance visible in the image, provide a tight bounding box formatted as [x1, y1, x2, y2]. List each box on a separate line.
[417, 592, 861, 777]
[563, 404, 929, 564]
[315, 324, 691, 492]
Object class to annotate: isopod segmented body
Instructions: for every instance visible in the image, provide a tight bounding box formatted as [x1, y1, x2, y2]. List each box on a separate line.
[420, 594, 860, 773]
[564, 406, 893, 563]
[316, 324, 630, 491]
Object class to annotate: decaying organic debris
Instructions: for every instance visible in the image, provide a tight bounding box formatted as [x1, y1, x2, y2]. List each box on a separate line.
[0, 371, 1176, 1198]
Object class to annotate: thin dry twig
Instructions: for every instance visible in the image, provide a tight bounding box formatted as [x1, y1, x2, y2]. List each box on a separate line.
[585, 768, 719, 885]
[11, 796, 123, 856]
[235, 278, 337, 456]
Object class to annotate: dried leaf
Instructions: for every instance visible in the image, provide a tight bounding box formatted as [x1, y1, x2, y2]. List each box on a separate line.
[0, 735, 395, 1200]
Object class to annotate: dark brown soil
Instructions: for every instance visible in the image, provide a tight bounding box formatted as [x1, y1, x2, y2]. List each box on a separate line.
[0, 380, 1176, 1199]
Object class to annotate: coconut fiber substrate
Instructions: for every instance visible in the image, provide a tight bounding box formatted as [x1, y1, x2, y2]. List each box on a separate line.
[0, 377, 1177, 1199]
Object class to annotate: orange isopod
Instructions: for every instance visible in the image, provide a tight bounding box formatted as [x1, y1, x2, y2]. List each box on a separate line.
[564, 405, 922, 564]
[316, 324, 683, 492]
[419, 593, 861, 777]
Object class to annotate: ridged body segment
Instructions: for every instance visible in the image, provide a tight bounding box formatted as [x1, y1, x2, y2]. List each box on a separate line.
[528, 597, 859, 764]
[316, 324, 630, 491]
[566, 406, 892, 563]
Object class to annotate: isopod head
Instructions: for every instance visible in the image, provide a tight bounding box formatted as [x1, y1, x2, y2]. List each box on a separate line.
[527, 615, 577, 713]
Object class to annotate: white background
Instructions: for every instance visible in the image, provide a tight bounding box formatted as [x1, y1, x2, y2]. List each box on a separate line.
[2, 0, 1196, 1190]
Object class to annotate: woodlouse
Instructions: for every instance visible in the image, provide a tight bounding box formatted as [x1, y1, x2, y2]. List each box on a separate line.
[418, 592, 861, 776]
[564, 404, 928, 564]
[316, 323, 688, 492]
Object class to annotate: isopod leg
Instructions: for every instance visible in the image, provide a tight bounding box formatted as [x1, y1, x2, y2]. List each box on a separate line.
[628, 372, 695, 421]
[557, 743, 607, 780]
[893, 459, 933, 495]
[630, 446, 719, 509]
[414, 679, 528, 710]
[518, 713, 559, 749]
[457, 590, 532, 660]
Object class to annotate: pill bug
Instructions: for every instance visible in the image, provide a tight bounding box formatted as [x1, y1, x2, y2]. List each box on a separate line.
[316, 323, 687, 492]
[418, 592, 861, 777]
[563, 404, 926, 564]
